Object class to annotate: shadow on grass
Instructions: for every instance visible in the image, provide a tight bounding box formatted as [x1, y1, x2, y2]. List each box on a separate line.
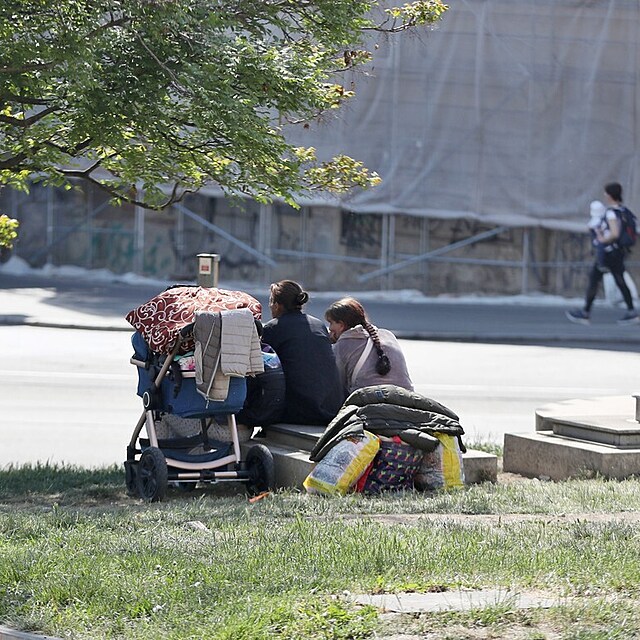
[0, 462, 126, 506]
[0, 462, 249, 508]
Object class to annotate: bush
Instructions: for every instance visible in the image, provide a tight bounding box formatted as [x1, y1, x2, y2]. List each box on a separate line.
[0, 213, 19, 249]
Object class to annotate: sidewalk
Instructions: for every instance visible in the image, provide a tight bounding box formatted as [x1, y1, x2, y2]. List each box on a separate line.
[2, 262, 640, 350]
[0, 281, 133, 331]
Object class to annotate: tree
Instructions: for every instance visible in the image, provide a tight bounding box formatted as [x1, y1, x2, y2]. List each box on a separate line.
[0, 0, 448, 210]
[0, 214, 18, 249]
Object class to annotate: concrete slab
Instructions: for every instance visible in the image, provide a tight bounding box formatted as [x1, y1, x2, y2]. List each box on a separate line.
[503, 431, 640, 480]
[262, 424, 324, 451]
[249, 438, 497, 490]
[259, 421, 498, 488]
[352, 589, 560, 613]
[552, 415, 640, 448]
[240, 441, 313, 490]
[462, 449, 498, 484]
[0, 626, 60, 640]
[536, 395, 636, 431]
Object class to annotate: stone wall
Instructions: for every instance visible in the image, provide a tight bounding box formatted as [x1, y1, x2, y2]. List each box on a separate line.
[2, 183, 632, 298]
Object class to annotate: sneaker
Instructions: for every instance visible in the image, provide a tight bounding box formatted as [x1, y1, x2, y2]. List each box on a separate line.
[565, 309, 590, 325]
[617, 310, 640, 325]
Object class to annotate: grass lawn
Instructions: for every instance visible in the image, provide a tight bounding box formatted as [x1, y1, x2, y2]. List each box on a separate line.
[2, 463, 640, 639]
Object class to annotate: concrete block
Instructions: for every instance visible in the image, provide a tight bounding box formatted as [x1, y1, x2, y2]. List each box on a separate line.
[503, 431, 640, 481]
[551, 416, 640, 448]
[0, 625, 61, 640]
[462, 449, 498, 483]
[536, 396, 635, 431]
[261, 423, 324, 452]
[247, 439, 496, 489]
[262, 424, 497, 483]
[240, 441, 310, 490]
[266, 444, 311, 490]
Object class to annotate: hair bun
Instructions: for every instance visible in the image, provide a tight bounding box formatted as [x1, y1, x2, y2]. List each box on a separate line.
[296, 291, 309, 305]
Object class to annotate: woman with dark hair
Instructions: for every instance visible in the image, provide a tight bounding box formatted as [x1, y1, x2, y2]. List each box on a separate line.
[325, 297, 413, 397]
[262, 280, 343, 425]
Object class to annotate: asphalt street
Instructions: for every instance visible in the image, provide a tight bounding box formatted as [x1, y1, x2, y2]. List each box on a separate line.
[1, 271, 638, 467]
[3, 324, 636, 467]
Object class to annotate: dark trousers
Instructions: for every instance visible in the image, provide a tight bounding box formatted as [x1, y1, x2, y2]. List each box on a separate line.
[585, 249, 633, 311]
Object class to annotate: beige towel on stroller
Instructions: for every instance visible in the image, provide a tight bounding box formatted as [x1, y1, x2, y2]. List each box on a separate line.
[194, 308, 263, 401]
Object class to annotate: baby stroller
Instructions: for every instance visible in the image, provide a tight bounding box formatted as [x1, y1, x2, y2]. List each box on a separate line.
[125, 304, 275, 502]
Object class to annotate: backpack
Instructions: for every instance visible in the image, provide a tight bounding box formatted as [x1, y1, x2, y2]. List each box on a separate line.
[614, 206, 638, 249]
[236, 343, 286, 427]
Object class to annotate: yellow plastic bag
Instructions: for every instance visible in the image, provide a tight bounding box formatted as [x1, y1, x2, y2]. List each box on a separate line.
[303, 431, 380, 496]
[414, 433, 465, 490]
[438, 433, 465, 488]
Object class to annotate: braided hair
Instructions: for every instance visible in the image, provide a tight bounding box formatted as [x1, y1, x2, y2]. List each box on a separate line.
[325, 297, 391, 375]
[270, 280, 309, 312]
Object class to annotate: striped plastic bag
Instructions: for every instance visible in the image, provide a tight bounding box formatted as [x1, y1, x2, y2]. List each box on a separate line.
[361, 437, 424, 495]
[303, 431, 380, 496]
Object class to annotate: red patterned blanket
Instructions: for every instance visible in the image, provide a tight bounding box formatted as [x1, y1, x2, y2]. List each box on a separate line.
[126, 285, 262, 354]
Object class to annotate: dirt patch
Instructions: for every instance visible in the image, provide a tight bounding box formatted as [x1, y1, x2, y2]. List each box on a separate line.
[339, 510, 640, 526]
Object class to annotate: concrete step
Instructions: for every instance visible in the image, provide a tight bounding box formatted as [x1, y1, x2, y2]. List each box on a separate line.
[535, 395, 636, 431]
[503, 430, 640, 481]
[508, 395, 640, 480]
[255, 422, 497, 488]
[250, 438, 497, 490]
[261, 423, 325, 451]
[549, 416, 640, 448]
[462, 449, 499, 484]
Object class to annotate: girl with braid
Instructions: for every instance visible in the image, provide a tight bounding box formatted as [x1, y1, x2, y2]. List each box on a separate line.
[325, 297, 413, 399]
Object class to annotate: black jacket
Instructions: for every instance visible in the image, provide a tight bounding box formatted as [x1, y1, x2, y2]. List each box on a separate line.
[262, 311, 343, 425]
[309, 384, 465, 462]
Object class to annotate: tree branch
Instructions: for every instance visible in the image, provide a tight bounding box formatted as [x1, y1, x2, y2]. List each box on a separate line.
[44, 137, 94, 157]
[0, 61, 56, 74]
[0, 92, 50, 106]
[59, 168, 196, 210]
[85, 13, 130, 40]
[0, 105, 59, 127]
[132, 31, 191, 97]
[0, 152, 30, 170]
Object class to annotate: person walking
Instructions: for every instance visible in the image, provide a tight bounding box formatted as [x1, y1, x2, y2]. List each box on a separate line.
[262, 280, 343, 425]
[325, 296, 414, 399]
[566, 182, 639, 325]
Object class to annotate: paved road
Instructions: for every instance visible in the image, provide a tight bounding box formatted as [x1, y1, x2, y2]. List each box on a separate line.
[1, 271, 639, 467]
[2, 324, 636, 467]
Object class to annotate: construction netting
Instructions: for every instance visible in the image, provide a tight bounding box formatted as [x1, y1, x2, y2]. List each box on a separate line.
[286, 0, 640, 232]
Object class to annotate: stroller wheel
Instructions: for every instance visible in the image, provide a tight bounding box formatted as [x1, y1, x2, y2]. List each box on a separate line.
[245, 444, 275, 496]
[136, 447, 168, 502]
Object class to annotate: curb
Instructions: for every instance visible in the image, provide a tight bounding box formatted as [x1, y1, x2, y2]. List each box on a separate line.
[394, 330, 640, 345]
[0, 318, 131, 331]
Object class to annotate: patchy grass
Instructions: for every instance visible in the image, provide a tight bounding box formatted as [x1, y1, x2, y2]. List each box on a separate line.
[1, 464, 640, 639]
